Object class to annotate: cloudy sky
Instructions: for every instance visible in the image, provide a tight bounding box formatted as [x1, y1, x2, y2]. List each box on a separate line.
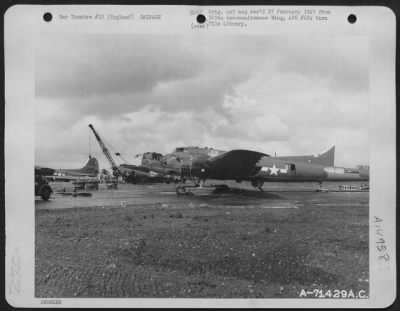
[35, 33, 369, 170]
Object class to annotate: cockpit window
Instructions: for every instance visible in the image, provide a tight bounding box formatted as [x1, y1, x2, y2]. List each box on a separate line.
[152, 153, 162, 160]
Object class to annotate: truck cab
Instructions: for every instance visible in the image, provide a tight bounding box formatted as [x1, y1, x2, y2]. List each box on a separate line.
[35, 167, 53, 200]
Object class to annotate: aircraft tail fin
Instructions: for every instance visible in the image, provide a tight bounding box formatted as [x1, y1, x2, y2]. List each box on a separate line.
[80, 156, 99, 175]
[357, 165, 369, 179]
[313, 145, 335, 166]
[276, 146, 335, 167]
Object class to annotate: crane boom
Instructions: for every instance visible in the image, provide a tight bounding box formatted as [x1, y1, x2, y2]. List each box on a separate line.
[88, 124, 120, 175]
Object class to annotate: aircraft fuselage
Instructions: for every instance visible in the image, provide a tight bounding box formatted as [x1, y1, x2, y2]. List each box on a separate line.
[137, 146, 369, 191]
[166, 147, 369, 183]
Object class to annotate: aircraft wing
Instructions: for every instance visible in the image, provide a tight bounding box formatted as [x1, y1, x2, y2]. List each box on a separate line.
[119, 164, 160, 178]
[207, 149, 269, 178]
[46, 175, 82, 182]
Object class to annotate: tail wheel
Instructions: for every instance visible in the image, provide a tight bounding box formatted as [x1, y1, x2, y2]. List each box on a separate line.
[41, 187, 51, 200]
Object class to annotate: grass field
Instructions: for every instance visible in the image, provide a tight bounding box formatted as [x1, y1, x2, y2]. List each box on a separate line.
[35, 188, 369, 298]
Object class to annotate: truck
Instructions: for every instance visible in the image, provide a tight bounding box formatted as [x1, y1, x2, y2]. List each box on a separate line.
[35, 167, 53, 200]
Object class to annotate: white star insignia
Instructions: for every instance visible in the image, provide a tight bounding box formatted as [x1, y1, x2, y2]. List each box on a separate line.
[269, 164, 279, 176]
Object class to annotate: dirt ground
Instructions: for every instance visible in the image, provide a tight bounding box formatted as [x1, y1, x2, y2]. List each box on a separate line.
[35, 182, 369, 298]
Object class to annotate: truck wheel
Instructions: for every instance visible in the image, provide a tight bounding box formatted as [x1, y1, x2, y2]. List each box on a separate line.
[176, 186, 187, 195]
[41, 188, 51, 201]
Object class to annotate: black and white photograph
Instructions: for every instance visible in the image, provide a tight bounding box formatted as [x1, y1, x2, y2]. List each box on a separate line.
[5, 5, 396, 308]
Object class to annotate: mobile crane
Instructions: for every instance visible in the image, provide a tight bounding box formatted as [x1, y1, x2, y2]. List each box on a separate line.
[88, 124, 121, 178]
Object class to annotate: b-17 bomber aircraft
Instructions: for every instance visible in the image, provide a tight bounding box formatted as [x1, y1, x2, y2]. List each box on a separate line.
[43, 156, 99, 182]
[137, 146, 369, 194]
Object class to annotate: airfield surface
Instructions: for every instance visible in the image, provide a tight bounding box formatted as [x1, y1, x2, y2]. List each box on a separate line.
[35, 181, 369, 298]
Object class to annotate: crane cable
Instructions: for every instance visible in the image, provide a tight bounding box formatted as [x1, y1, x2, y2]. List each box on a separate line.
[101, 134, 128, 164]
